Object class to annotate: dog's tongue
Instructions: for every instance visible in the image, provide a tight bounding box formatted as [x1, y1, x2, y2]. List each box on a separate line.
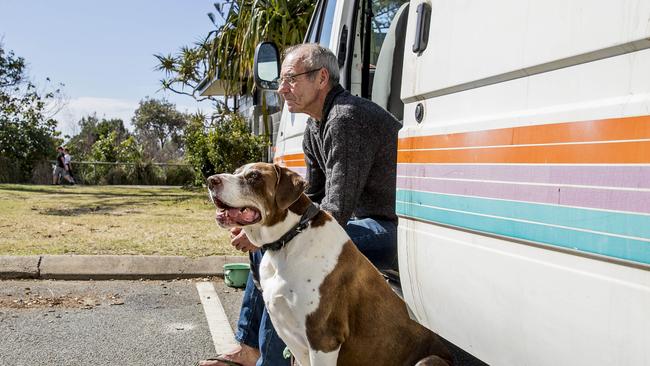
[226, 207, 259, 223]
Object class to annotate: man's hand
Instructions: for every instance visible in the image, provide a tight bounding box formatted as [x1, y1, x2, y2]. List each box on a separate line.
[230, 227, 259, 253]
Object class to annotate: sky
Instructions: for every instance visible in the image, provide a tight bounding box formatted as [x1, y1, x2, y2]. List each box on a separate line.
[0, 0, 219, 138]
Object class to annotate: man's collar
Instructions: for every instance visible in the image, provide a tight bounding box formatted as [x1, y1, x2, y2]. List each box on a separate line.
[318, 84, 345, 123]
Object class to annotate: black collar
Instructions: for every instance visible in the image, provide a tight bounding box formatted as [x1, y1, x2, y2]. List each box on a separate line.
[308, 84, 345, 127]
[261, 203, 321, 251]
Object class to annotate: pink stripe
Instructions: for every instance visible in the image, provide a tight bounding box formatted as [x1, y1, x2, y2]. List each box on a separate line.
[397, 177, 650, 214]
[397, 164, 650, 189]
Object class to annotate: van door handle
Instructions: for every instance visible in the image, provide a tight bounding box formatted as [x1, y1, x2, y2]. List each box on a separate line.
[412, 2, 431, 54]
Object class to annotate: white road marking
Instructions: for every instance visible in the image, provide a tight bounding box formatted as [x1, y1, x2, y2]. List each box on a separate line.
[195, 282, 238, 354]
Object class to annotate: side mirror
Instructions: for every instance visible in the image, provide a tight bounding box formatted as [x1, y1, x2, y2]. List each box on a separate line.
[254, 42, 280, 90]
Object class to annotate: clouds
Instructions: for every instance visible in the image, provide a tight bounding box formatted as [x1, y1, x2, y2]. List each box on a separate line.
[56, 97, 139, 137]
[55, 96, 206, 138]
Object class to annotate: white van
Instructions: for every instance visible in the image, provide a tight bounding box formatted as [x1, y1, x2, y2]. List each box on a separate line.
[253, 1, 650, 364]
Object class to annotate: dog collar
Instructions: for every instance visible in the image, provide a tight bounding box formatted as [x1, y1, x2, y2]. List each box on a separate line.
[261, 203, 321, 251]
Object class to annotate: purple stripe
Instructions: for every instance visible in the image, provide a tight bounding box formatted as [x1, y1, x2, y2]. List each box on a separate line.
[397, 164, 650, 189]
[289, 167, 306, 178]
[397, 177, 650, 214]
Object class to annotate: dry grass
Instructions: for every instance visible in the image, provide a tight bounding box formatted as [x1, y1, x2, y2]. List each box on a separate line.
[0, 184, 236, 257]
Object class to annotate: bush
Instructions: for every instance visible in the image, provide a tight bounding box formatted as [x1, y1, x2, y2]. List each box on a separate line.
[0, 156, 23, 183]
[184, 112, 269, 185]
[124, 162, 164, 185]
[104, 166, 128, 185]
[30, 161, 54, 184]
[165, 164, 195, 186]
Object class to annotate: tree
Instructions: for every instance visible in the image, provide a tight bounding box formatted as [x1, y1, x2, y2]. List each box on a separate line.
[90, 132, 143, 164]
[184, 111, 267, 184]
[155, 1, 314, 152]
[184, 113, 215, 180]
[87, 131, 158, 185]
[207, 0, 315, 97]
[154, 38, 215, 102]
[0, 43, 64, 182]
[132, 98, 188, 161]
[67, 114, 130, 160]
[156, 1, 315, 101]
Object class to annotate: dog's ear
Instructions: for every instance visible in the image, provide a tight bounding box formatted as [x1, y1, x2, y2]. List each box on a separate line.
[273, 164, 307, 210]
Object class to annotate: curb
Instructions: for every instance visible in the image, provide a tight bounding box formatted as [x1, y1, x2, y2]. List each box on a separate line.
[0, 255, 249, 280]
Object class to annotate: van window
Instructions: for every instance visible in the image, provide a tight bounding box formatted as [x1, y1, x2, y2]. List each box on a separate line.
[305, 2, 323, 43]
[370, 0, 407, 61]
[305, 0, 338, 46]
[318, 0, 338, 47]
[351, 0, 408, 99]
[368, 0, 408, 91]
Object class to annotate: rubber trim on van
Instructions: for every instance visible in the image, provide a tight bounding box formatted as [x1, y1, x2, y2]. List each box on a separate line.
[405, 37, 650, 103]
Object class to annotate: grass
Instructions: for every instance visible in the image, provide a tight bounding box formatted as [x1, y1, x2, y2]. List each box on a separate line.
[0, 184, 236, 257]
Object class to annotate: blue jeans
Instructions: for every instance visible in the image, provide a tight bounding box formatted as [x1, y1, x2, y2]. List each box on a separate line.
[234, 218, 397, 366]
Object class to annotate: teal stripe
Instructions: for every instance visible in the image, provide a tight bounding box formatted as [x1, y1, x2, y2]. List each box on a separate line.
[396, 190, 650, 265]
[396, 190, 650, 239]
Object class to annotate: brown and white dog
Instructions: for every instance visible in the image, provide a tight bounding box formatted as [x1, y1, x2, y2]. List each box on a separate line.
[207, 162, 453, 366]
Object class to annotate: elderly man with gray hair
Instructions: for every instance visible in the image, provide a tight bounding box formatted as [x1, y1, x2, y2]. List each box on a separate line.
[199, 43, 401, 366]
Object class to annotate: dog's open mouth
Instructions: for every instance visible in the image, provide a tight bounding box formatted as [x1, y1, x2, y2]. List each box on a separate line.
[213, 196, 261, 226]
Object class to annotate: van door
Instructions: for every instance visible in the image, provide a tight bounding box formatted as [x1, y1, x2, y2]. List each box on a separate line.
[274, 0, 409, 170]
[398, 1, 650, 365]
[273, 0, 352, 172]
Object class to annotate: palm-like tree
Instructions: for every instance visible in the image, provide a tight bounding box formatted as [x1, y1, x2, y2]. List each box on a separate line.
[155, 0, 314, 153]
[207, 0, 315, 97]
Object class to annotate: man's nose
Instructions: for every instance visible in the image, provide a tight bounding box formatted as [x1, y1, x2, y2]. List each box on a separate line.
[207, 175, 222, 190]
[277, 79, 290, 93]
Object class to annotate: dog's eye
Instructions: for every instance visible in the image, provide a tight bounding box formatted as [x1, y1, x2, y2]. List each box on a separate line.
[246, 171, 261, 184]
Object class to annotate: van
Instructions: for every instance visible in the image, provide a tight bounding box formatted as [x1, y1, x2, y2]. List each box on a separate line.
[253, 1, 650, 364]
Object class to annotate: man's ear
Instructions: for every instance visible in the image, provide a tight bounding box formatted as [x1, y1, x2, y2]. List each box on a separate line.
[274, 164, 307, 210]
[318, 68, 330, 89]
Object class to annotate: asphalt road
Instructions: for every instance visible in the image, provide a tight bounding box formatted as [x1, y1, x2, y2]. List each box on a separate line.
[0, 278, 486, 366]
[0, 278, 245, 366]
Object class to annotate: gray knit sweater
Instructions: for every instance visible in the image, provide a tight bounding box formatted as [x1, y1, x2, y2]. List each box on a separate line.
[302, 84, 402, 225]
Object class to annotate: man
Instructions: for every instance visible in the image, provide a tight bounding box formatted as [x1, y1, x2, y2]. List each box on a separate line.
[200, 43, 401, 366]
[52, 146, 74, 185]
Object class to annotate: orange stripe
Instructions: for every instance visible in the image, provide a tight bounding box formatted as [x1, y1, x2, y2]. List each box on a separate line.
[273, 153, 306, 167]
[274, 116, 650, 164]
[398, 115, 650, 150]
[280, 153, 304, 161]
[398, 141, 650, 164]
[284, 160, 306, 167]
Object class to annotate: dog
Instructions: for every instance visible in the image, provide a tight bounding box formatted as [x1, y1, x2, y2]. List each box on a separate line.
[207, 162, 453, 366]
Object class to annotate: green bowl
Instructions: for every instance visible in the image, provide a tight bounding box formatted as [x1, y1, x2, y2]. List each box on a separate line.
[224, 263, 250, 288]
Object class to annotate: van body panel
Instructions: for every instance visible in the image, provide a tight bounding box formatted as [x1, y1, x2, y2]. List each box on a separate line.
[398, 220, 650, 366]
[270, 0, 650, 364]
[401, 0, 650, 103]
[397, 2, 650, 362]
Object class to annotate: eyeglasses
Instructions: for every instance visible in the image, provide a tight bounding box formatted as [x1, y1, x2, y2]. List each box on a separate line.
[275, 68, 322, 85]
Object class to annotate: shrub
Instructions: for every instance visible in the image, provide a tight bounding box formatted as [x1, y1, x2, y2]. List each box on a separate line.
[124, 161, 164, 185]
[30, 160, 54, 184]
[184, 112, 268, 185]
[104, 166, 128, 185]
[165, 164, 195, 186]
[0, 156, 22, 183]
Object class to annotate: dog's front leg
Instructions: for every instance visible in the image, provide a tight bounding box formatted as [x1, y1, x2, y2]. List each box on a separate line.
[308, 346, 340, 366]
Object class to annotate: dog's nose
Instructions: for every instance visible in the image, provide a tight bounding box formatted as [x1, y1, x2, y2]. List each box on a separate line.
[207, 175, 222, 189]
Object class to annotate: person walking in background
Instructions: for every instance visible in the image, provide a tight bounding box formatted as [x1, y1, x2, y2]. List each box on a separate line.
[53, 146, 74, 185]
[63, 147, 75, 183]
